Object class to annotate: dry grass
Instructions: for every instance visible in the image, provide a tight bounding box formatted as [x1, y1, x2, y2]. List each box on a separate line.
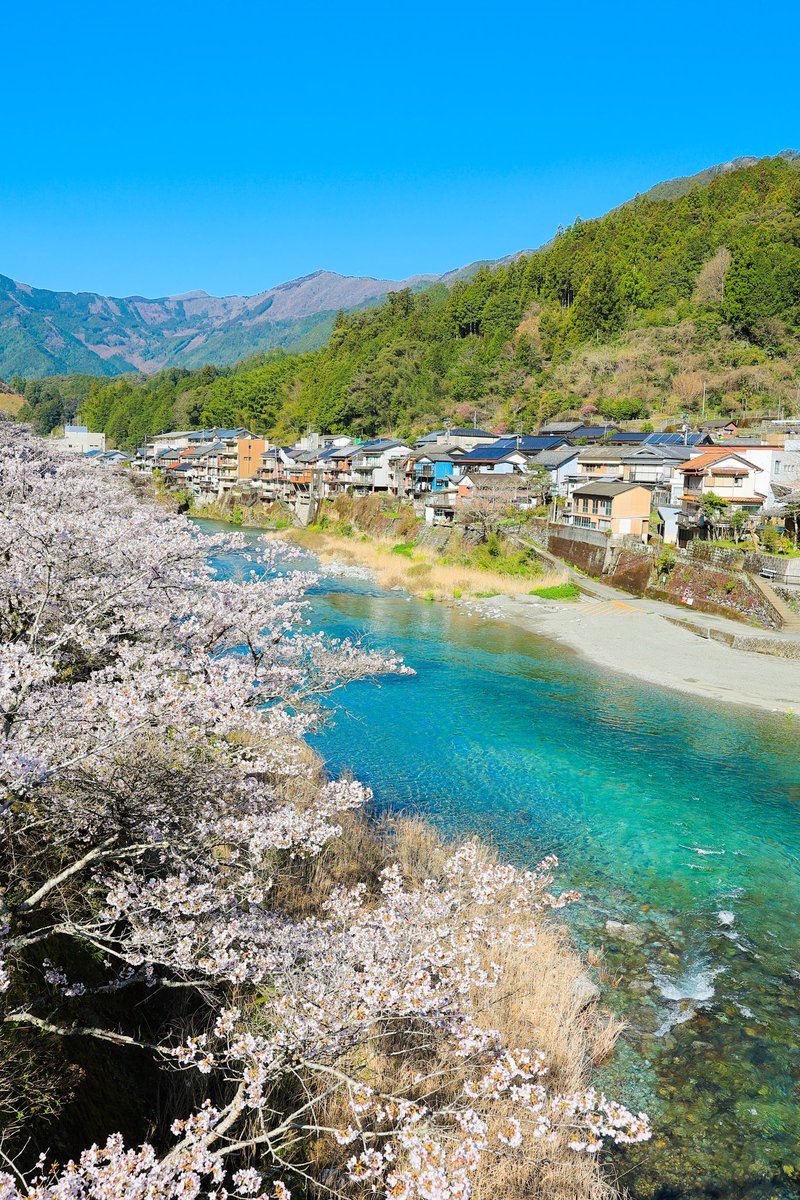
[283, 529, 567, 601]
[278, 816, 623, 1200]
[0, 390, 25, 417]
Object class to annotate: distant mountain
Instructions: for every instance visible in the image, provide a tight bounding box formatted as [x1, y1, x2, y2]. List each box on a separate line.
[0, 268, 457, 379]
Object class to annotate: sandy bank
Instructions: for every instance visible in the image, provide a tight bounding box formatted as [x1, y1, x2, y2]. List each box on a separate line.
[477, 592, 800, 716]
[277, 526, 568, 600]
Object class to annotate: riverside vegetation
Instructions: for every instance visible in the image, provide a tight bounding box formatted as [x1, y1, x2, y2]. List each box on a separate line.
[179, 491, 570, 603]
[12, 154, 800, 446]
[0, 425, 650, 1200]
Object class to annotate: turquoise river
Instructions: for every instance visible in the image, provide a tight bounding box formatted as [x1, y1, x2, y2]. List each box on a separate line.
[205, 521, 800, 1200]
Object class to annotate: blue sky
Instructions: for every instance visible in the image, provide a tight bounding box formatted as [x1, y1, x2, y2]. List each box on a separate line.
[2, 0, 797, 297]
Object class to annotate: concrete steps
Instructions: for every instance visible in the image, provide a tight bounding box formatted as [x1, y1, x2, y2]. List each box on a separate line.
[748, 572, 800, 632]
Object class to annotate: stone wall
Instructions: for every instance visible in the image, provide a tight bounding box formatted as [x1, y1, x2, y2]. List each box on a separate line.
[684, 541, 745, 569]
[648, 561, 779, 628]
[524, 517, 549, 548]
[742, 550, 800, 584]
[606, 546, 654, 596]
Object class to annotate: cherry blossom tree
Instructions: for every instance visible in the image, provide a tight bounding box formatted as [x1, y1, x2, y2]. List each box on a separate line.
[0, 424, 649, 1200]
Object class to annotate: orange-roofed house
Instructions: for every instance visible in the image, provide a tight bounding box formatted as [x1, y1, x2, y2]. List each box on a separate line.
[674, 449, 765, 537]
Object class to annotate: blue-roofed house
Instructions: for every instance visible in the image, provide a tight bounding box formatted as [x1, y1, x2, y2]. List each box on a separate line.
[492, 435, 569, 455]
[540, 421, 619, 440]
[644, 431, 715, 447]
[452, 444, 528, 475]
[607, 430, 649, 445]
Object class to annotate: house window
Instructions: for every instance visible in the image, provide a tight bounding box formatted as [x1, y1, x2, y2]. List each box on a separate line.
[581, 498, 589, 512]
[734, 476, 742, 488]
[574, 516, 593, 528]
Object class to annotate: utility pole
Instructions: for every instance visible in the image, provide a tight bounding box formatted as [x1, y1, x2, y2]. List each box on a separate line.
[702, 380, 707, 420]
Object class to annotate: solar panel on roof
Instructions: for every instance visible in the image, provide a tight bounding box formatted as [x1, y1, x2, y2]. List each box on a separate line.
[644, 432, 704, 446]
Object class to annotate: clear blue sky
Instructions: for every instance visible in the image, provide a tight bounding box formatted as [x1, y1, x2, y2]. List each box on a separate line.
[2, 0, 797, 298]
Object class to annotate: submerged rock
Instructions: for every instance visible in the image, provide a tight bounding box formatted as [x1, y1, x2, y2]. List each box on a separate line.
[605, 919, 648, 946]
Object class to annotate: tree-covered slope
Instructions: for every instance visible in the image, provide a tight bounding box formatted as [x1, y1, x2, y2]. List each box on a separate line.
[20, 155, 800, 446]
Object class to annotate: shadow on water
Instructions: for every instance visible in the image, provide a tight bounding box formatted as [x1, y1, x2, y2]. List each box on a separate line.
[201, 521, 800, 1200]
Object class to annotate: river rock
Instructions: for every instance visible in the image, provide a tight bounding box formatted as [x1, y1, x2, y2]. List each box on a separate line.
[629, 979, 654, 995]
[605, 919, 647, 946]
[572, 975, 600, 1009]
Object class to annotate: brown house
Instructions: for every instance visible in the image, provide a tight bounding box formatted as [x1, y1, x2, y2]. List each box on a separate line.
[237, 437, 267, 480]
[570, 480, 651, 540]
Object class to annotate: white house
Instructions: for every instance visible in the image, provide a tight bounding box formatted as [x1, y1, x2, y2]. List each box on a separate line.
[351, 439, 413, 495]
[51, 424, 106, 455]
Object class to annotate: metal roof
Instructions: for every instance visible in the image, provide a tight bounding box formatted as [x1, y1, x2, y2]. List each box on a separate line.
[493, 435, 567, 451]
[643, 432, 711, 447]
[621, 444, 693, 461]
[571, 480, 645, 497]
[446, 427, 496, 437]
[457, 444, 523, 462]
[576, 444, 630, 461]
[534, 448, 579, 468]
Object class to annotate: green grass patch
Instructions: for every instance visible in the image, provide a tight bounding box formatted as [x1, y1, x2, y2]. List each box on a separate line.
[529, 583, 581, 601]
[391, 542, 416, 557]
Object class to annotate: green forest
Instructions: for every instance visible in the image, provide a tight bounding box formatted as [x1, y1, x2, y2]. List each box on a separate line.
[15, 155, 800, 447]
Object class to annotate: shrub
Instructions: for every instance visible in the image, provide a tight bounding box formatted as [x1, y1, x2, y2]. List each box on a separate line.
[530, 583, 581, 600]
[656, 546, 677, 574]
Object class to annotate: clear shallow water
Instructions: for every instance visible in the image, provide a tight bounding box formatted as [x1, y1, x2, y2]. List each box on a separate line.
[203, 523, 800, 1199]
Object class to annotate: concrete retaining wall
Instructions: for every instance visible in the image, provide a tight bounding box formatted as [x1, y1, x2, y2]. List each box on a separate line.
[547, 524, 609, 576]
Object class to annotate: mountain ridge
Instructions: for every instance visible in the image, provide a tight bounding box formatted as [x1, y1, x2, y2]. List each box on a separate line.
[2, 151, 797, 382]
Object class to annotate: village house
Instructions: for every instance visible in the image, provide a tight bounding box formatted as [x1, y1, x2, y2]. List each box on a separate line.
[51, 423, 107, 455]
[565, 445, 628, 507]
[237, 437, 267, 481]
[710, 441, 784, 507]
[350, 439, 413, 496]
[540, 421, 618, 440]
[673, 449, 765, 541]
[620, 443, 699, 494]
[432, 427, 500, 451]
[570, 480, 652, 540]
[450, 444, 528, 475]
[699, 418, 739, 437]
[457, 471, 543, 507]
[531, 447, 579, 498]
[492, 435, 570, 456]
[409, 448, 466, 496]
[642, 431, 715, 448]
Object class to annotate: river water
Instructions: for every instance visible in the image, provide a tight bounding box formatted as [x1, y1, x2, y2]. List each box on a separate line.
[204, 522, 800, 1199]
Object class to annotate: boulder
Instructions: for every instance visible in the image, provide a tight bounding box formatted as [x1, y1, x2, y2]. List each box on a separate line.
[572, 975, 601, 1009]
[605, 919, 647, 946]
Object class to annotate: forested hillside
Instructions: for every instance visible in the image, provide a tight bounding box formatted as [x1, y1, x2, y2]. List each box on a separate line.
[18, 155, 800, 446]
